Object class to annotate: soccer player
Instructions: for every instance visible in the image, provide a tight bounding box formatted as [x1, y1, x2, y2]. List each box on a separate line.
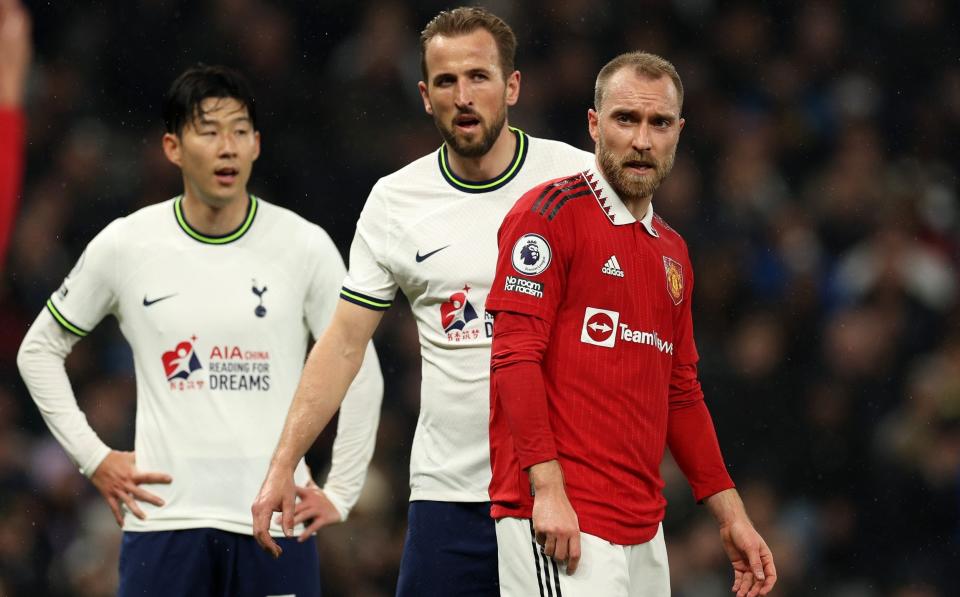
[486, 52, 778, 597]
[252, 7, 591, 595]
[17, 65, 383, 597]
[0, 0, 31, 269]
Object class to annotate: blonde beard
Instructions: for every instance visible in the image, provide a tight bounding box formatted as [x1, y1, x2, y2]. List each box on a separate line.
[596, 137, 675, 201]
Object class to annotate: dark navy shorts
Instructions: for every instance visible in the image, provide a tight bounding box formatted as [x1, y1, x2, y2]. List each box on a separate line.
[396, 501, 499, 597]
[118, 528, 320, 597]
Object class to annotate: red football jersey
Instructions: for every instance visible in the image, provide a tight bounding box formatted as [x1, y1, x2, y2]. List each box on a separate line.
[486, 164, 733, 545]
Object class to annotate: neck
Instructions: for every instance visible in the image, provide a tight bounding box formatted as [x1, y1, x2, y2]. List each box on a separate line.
[623, 195, 652, 222]
[446, 124, 516, 182]
[180, 188, 250, 236]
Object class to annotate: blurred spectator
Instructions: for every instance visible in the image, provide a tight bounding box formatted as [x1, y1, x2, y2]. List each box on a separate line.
[4, 1, 960, 595]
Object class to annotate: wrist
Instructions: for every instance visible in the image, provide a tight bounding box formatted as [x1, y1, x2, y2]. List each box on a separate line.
[528, 459, 564, 494]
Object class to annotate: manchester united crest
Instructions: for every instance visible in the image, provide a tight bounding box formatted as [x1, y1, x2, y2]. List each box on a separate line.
[663, 256, 684, 305]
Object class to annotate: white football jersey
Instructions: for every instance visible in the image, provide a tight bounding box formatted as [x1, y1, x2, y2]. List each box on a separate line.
[45, 195, 374, 534]
[342, 128, 592, 502]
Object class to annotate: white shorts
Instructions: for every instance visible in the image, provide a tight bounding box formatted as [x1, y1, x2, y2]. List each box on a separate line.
[495, 517, 670, 597]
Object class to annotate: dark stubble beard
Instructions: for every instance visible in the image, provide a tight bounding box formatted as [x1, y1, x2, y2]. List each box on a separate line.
[596, 131, 676, 202]
[435, 103, 508, 159]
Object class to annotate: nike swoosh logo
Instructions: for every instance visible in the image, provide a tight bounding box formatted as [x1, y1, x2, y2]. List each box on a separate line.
[143, 294, 177, 307]
[415, 245, 450, 262]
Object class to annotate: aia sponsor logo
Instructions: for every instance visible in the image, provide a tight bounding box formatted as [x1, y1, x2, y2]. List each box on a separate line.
[580, 307, 673, 355]
[162, 337, 204, 383]
[441, 284, 478, 332]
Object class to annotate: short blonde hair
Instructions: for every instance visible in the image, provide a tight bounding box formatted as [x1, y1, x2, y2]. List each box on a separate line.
[594, 51, 684, 113]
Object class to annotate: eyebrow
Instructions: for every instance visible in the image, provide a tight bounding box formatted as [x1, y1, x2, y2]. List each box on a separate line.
[196, 115, 252, 126]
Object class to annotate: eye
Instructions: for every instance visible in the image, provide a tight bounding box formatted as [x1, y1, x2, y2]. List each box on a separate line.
[472, 73, 488, 82]
[615, 113, 633, 124]
[235, 129, 249, 136]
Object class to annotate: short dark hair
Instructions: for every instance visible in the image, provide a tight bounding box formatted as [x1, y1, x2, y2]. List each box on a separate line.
[162, 64, 257, 135]
[594, 51, 684, 114]
[420, 7, 516, 81]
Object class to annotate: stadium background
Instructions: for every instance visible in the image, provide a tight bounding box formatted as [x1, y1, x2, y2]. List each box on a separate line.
[2, 0, 959, 595]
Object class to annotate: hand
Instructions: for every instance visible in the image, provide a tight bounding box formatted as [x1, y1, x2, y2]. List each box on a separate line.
[529, 460, 581, 574]
[251, 465, 296, 558]
[272, 481, 343, 542]
[718, 519, 777, 597]
[89, 450, 172, 527]
[0, 0, 32, 107]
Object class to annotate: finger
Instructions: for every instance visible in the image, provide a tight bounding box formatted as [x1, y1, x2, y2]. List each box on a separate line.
[294, 484, 311, 499]
[273, 513, 282, 526]
[281, 491, 295, 537]
[121, 492, 147, 520]
[298, 518, 324, 542]
[133, 471, 173, 485]
[554, 535, 568, 563]
[737, 571, 754, 597]
[535, 531, 547, 547]
[255, 529, 283, 559]
[567, 532, 581, 574]
[106, 496, 124, 527]
[760, 546, 777, 593]
[732, 568, 743, 593]
[745, 542, 765, 583]
[130, 487, 166, 507]
[543, 535, 557, 558]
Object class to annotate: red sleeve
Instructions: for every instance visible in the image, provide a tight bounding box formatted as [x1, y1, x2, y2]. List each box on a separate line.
[666, 254, 734, 502]
[490, 310, 557, 470]
[0, 107, 25, 270]
[486, 179, 577, 323]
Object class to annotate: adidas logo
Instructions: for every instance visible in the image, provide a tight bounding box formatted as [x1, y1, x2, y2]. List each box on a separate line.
[601, 255, 625, 278]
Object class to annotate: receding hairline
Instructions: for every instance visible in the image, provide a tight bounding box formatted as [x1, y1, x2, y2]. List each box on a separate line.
[594, 52, 684, 113]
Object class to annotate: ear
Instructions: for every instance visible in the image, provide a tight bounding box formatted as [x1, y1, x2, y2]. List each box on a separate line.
[587, 108, 600, 144]
[505, 70, 520, 107]
[252, 130, 261, 162]
[678, 117, 685, 135]
[418, 81, 433, 116]
[162, 132, 182, 167]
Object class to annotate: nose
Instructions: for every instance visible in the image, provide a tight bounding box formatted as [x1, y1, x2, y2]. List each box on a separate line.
[453, 78, 473, 109]
[632, 122, 652, 153]
[218, 132, 238, 157]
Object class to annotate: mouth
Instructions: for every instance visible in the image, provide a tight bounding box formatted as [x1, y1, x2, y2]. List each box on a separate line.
[453, 113, 482, 134]
[214, 166, 239, 186]
[622, 160, 655, 175]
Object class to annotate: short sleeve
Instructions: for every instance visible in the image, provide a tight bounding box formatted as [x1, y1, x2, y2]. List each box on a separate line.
[304, 224, 349, 338]
[486, 189, 573, 325]
[46, 220, 121, 337]
[340, 188, 397, 312]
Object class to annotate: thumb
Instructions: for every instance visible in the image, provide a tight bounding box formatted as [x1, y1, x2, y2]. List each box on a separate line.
[747, 545, 765, 581]
[281, 490, 295, 537]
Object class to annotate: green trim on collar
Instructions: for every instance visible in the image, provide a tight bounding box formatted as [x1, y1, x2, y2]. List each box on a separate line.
[174, 194, 258, 245]
[438, 127, 528, 194]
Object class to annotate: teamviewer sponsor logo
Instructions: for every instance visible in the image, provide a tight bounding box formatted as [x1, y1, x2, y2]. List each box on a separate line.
[580, 307, 674, 354]
[581, 307, 620, 347]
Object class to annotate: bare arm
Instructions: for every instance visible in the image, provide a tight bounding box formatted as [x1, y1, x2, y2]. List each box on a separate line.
[251, 300, 383, 556]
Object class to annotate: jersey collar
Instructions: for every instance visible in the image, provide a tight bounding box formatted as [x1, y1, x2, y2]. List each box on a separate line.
[438, 127, 528, 194]
[173, 194, 259, 245]
[582, 164, 659, 237]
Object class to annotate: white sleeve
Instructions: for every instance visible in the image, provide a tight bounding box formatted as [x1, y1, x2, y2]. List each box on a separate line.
[17, 309, 111, 476]
[47, 219, 121, 336]
[340, 186, 398, 311]
[303, 224, 385, 521]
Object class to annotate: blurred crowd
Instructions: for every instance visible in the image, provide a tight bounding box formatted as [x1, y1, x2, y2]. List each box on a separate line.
[1, 0, 959, 595]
